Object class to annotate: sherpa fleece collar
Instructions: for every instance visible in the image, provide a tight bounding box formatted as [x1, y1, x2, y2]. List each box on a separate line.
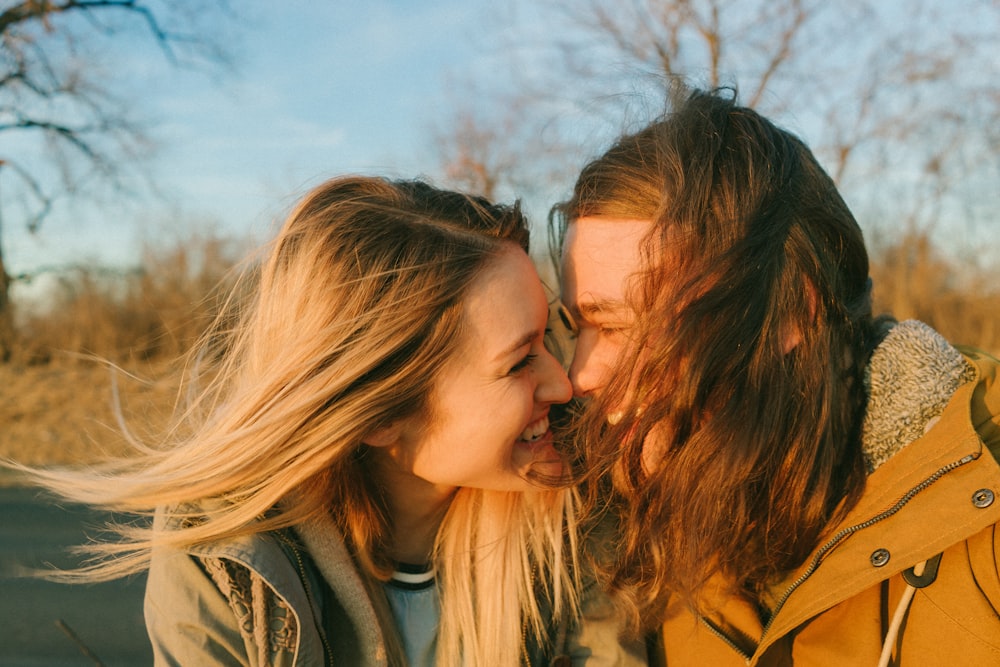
[862, 320, 976, 472]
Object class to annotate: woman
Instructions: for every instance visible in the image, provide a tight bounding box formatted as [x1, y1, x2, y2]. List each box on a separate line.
[18, 176, 586, 666]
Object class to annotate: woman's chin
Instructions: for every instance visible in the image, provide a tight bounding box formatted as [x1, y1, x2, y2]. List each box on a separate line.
[514, 439, 566, 484]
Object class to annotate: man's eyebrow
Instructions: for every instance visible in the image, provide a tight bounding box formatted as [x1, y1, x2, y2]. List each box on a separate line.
[576, 297, 629, 318]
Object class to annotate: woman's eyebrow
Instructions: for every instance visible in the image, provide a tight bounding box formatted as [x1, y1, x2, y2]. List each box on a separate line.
[493, 330, 539, 362]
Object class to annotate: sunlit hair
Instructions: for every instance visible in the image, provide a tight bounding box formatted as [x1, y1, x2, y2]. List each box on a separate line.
[552, 88, 879, 627]
[18, 176, 577, 666]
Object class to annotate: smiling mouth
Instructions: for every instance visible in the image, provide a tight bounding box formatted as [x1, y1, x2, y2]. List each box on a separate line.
[519, 416, 550, 441]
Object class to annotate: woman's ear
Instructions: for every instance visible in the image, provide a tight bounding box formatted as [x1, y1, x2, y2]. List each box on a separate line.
[363, 424, 403, 448]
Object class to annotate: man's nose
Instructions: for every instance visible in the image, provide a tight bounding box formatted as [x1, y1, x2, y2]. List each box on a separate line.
[567, 337, 603, 398]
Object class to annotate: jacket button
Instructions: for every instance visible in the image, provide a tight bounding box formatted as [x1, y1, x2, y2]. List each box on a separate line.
[973, 488, 995, 508]
[870, 548, 890, 567]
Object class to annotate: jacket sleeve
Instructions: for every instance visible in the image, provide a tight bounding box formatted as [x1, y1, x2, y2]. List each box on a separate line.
[962, 348, 1000, 454]
[964, 349, 1000, 613]
[564, 577, 649, 666]
[144, 546, 253, 667]
[557, 508, 649, 666]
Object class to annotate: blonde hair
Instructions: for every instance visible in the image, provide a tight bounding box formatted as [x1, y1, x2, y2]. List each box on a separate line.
[437, 488, 579, 666]
[18, 176, 578, 665]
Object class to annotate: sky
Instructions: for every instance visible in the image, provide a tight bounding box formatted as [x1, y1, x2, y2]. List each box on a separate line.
[5, 0, 522, 281]
[4, 0, 997, 295]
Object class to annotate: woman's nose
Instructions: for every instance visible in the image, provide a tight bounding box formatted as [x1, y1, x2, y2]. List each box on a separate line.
[538, 350, 573, 404]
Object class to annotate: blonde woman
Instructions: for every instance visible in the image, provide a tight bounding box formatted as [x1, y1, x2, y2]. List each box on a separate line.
[14, 177, 625, 666]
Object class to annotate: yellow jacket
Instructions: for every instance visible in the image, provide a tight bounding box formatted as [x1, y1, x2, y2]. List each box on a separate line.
[653, 325, 1000, 666]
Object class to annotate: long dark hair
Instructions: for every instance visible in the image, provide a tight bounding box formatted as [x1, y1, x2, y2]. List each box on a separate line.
[554, 88, 880, 624]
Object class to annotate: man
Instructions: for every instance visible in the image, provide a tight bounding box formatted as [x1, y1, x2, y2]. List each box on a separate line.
[554, 88, 1000, 665]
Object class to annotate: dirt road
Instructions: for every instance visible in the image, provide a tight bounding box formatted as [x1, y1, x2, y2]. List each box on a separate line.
[0, 485, 152, 666]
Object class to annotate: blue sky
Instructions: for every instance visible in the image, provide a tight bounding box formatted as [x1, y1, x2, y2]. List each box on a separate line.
[6, 0, 515, 278]
[5, 0, 997, 291]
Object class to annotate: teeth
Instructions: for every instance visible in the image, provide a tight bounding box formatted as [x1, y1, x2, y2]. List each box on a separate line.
[519, 416, 549, 441]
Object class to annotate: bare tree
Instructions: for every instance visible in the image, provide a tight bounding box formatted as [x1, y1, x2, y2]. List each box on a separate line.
[0, 0, 234, 358]
[433, 0, 1000, 348]
[432, 65, 586, 207]
[435, 0, 836, 201]
[434, 109, 510, 202]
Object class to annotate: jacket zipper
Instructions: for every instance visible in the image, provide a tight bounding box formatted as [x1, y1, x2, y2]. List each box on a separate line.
[702, 453, 975, 663]
[277, 530, 336, 667]
[699, 616, 753, 663]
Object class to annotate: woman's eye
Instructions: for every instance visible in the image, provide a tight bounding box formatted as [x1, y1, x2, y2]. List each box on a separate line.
[509, 354, 537, 375]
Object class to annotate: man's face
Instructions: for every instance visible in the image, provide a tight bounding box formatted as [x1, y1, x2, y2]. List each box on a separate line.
[559, 217, 653, 401]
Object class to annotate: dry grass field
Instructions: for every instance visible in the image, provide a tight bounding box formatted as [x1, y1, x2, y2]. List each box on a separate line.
[1, 231, 998, 483]
[0, 235, 240, 482]
[0, 359, 181, 482]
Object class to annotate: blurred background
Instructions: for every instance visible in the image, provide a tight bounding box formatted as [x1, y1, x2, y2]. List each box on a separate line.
[0, 0, 997, 663]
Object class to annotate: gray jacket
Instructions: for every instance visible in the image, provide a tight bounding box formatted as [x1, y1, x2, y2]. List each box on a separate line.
[145, 510, 396, 666]
[144, 509, 646, 666]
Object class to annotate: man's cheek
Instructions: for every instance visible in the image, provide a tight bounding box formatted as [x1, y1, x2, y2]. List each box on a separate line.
[640, 421, 670, 475]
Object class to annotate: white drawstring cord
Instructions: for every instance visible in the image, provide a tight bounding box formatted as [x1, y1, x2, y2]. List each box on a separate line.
[877, 560, 927, 667]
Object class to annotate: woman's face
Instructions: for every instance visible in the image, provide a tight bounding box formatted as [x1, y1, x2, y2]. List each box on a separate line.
[380, 246, 573, 494]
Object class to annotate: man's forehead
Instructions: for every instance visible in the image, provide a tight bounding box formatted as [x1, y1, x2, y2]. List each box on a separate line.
[561, 217, 653, 305]
[562, 217, 652, 263]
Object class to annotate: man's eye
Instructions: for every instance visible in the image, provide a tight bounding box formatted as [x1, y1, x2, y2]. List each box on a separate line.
[509, 354, 537, 375]
[557, 303, 579, 336]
